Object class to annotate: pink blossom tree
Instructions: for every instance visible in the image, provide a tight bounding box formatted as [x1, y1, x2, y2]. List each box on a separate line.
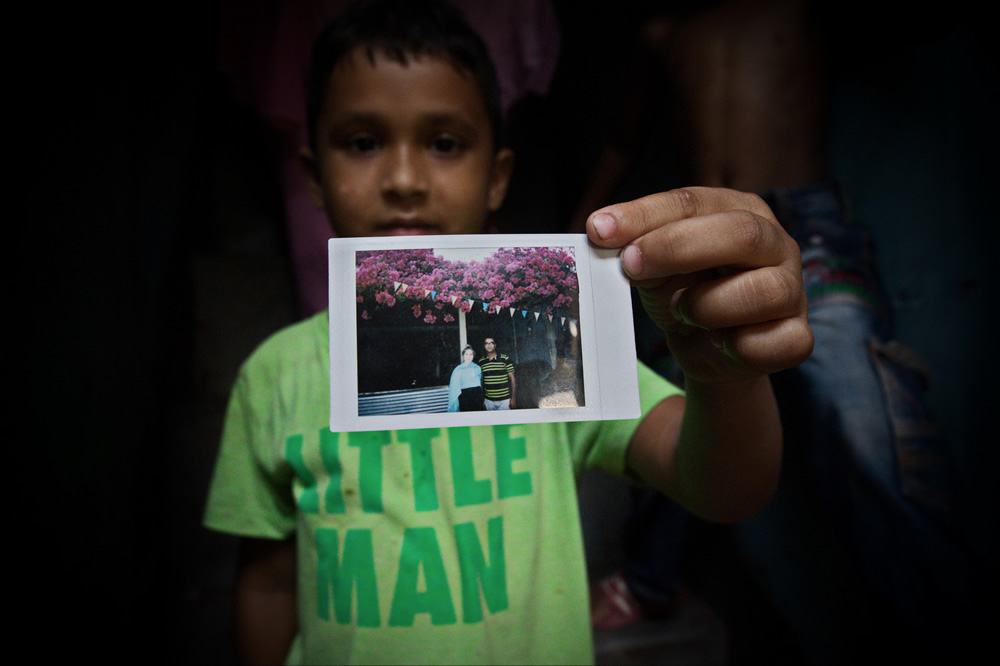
[355, 247, 578, 323]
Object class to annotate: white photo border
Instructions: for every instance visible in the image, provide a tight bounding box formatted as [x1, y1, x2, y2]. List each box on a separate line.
[329, 234, 639, 432]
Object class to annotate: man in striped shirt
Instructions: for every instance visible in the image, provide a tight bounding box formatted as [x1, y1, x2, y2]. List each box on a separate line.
[478, 337, 516, 409]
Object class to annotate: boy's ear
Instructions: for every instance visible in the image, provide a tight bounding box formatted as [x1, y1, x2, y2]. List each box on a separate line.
[299, 147, 327, 211]
[487, 148, 515, 212]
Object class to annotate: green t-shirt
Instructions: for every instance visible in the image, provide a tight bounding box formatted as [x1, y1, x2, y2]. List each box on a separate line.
[204, 312, 681, 665]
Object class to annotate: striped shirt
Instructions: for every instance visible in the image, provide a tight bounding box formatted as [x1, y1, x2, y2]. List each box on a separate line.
[477, 353, 514, 400]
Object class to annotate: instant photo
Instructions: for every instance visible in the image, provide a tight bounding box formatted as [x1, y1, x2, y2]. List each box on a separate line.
[329, 234, 640, 432]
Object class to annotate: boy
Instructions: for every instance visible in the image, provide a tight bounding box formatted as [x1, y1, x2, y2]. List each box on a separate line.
[203, 1, 812, 663]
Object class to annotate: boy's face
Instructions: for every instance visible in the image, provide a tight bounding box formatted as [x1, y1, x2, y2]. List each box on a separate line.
[303, 48, 514, 238]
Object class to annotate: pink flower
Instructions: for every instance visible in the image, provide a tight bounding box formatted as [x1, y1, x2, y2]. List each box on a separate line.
[354, 246, 580, 323]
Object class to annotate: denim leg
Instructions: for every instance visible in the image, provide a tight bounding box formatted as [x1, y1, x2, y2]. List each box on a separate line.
[624, 182, 977, 656]
[730, 182, 977, 662]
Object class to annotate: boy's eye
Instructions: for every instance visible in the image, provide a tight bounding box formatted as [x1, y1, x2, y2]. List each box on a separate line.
[430, 135, 462, 154]
[346, 135, 379, 153]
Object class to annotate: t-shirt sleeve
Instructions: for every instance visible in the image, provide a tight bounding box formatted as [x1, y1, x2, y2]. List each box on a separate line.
[566, 361, 683, 477]
[202, 362, 297, 539]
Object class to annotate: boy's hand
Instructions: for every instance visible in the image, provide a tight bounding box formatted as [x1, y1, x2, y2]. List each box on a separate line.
[587, 187, 813, 384]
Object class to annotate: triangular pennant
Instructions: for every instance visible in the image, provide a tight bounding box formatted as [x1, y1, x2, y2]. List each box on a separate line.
[393, 281, 401, 292]
[521, 310, 527, 318]
[430, 290, 437, 299]
[509, 308, 515, 318]
[534, 312, 540, 321]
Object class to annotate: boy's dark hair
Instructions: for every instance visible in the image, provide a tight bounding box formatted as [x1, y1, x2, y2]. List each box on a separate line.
[306, 0, 503, 153]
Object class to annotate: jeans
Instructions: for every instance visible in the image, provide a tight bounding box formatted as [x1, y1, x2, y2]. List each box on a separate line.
[735, 181, 976, 662]
[627, 181, 976, 661]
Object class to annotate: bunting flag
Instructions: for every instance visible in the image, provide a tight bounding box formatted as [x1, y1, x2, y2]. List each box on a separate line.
[359, 287, 570, 326]
[364, 275, 574, 325]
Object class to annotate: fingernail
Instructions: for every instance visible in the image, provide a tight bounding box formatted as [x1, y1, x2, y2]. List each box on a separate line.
[669, 290, 685, 322]
[591, 213, 616, 240]
[709, 330, 737, 359]
[671, 288, 708, 330]
[622, 244, 643, 278]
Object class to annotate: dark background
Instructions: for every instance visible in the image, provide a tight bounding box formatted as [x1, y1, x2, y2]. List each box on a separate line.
[22, 1, 995, 661]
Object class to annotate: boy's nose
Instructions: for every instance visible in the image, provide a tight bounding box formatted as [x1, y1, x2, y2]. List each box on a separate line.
[381, 145, 428, 203]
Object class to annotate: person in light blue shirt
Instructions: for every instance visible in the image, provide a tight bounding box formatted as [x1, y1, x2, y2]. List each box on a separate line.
[447, 345, 484, 412]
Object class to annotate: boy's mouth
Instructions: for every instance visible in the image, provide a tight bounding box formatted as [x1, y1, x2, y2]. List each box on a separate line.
[378, 221, 439, 236]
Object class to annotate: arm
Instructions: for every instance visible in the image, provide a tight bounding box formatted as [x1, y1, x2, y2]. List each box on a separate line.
[587, 188, 813, 522]
[628, 377, 782, 523]
[234, 537, 297, 665]
[508, 371, 517, 409]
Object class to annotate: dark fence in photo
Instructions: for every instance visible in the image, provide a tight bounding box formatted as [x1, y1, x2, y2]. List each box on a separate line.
[358, 385, 450, 416]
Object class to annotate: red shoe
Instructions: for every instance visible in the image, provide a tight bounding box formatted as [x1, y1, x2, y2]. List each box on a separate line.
[590, 571, 644, 629]
[590, 571, 692, 629]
